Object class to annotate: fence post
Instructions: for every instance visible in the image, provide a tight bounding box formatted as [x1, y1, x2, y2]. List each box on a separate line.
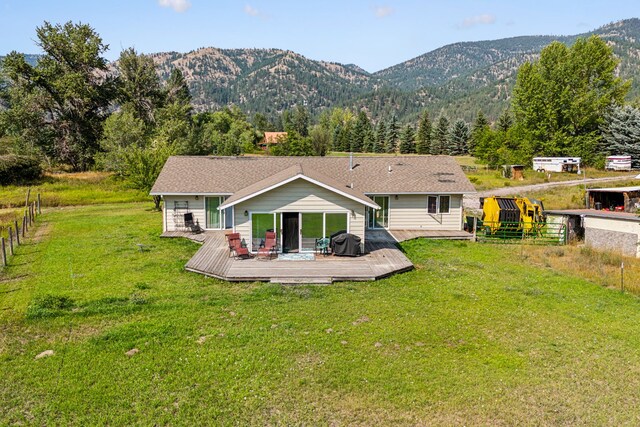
[1, 237, 6, 267]
[37, 193, 41, 215]
[14, 220, 20, 245]
[23, 215, 27, 235]
[8, 227, 14, 256]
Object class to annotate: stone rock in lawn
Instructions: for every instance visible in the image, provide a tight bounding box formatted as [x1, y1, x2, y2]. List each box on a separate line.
[125, 348, 139, 357]
[197, 336, 207, 345]
[374, 342, 383, 348]
[35, 350, 54, 359]
[352, 315, 371, 326]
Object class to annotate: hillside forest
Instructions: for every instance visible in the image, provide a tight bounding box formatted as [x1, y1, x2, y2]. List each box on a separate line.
[1, 21, 640, 199]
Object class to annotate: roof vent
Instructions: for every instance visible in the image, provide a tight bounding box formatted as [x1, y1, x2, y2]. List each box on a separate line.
[388, 165, 392, 173]
[349, 152, 353, 171]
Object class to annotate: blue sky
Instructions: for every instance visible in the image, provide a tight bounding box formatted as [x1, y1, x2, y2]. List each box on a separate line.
[0, 0, 638, 72]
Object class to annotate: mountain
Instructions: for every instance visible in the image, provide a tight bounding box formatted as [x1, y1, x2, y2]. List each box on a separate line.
[149, 47, 381, 115]
[371, 18, 640, 121]
[3, 19, 640, 123]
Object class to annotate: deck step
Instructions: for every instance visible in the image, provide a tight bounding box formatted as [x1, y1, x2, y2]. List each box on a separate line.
[271, 277, 333, 285]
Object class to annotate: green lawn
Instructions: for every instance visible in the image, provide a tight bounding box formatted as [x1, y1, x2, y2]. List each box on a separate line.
[2, 203, 640, 425]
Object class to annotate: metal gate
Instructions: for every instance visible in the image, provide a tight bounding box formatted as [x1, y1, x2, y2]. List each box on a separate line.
[475, 220, 567, 245]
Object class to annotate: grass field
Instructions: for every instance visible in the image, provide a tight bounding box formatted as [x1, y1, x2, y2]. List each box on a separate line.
[2, 203, 640, 425]
[454, 156, 634, 191]
[0, 172, 148, 209]
[0, 171, 149, 234]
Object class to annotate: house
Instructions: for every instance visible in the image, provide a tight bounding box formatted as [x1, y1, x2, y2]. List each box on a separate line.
[150, 155, 476, 254]
[258, 132, 287, 150]
[546, 209, 640, 257]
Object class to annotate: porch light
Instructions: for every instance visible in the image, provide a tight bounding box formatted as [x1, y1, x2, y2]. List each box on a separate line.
[195, 195, 199, 200]
[244, 210, 249, 217]
[351, 209, 356, 218]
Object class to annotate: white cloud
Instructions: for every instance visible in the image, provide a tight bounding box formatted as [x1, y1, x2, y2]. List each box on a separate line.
[460, 13, 496, 28]
[158, 0, 191, 13]
[373, 6, 394, 18]
[244, 4, 260, 17]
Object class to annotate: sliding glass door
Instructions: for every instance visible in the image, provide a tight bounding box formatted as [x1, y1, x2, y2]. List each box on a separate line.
[367, 196, 389, 229]
[301, 213, 323, 252]
[205, 196, 223, 229]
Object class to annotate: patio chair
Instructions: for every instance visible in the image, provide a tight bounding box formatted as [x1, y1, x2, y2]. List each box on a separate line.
[226, 233, 251, 259]
[315, 237, 330, 256]
[184, 212, 203, 234]
[257, 231, 277, 260]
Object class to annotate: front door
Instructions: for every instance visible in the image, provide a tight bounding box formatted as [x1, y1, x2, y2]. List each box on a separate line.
[282, 212, 299, 253]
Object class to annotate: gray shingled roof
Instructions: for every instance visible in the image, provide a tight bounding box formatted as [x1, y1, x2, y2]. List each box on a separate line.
[150, 155, 476, 196]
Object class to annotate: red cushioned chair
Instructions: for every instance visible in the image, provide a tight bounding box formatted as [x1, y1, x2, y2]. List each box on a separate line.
[257, 231, 277, 260]
[226, 233, 251, 259]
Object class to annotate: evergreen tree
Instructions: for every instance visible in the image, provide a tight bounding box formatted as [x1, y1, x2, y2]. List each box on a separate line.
[433, 116, 449, 155]
[373, 120, 386, 154]
[416, 111, 432, 154]
[252, 113, 275, 132]
[363, 126, 375, 153]
[351, 111, 371, 153]
[292, 104, 310, 137]
[385, 115, 399, 153]
[449, 120, 470, 155]
[399, 124, 416, 154]
[496, 108, 513, 132]
[470, 110, 489, 155]
[166, 68, 191, 106]
[601, 105, 640, 168]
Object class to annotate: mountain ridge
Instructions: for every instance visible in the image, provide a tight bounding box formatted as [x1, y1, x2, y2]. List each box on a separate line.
[3, 18, 639, 122]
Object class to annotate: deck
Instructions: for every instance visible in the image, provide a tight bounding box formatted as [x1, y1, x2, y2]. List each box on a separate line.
[162, 230, 414, 283]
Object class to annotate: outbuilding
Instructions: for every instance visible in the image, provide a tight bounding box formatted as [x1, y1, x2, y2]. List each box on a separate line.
[587, 186, 640, 213]
[546, 209, 640, 257]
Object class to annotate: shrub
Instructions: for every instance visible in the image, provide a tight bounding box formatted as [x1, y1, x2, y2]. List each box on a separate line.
[0, 155, 43, 185]
[26, 294, 75, 319]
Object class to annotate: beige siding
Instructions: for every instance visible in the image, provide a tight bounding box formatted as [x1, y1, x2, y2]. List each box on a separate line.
[387, 194, 464, 230]
[163, 195, 206, 231]
[234, 179, 366, 245]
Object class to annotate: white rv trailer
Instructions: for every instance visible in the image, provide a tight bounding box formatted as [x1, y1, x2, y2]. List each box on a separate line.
[532, 157, 581, 173]
[605, 156, 632, 171]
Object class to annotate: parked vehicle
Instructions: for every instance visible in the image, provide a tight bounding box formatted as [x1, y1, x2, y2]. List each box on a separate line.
[605, 155, 632, 171]
[532, 157, 581, 173]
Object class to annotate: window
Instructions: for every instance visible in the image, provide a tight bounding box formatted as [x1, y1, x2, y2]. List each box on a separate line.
[427, 196, 438, 214]
[251, 213, 275, 251]
[439, 196, 450, 214]
[427, 195, 451, 214]
[325, 213, 348, 238]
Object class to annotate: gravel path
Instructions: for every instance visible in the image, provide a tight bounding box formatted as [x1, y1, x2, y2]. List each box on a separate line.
[464, 175, 637, 211]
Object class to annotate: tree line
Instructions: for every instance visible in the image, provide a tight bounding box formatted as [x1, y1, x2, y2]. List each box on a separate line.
[1, 22, 639, 201]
